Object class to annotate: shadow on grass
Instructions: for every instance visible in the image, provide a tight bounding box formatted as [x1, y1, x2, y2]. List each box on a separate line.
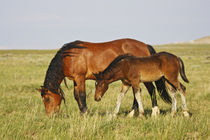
[88, 108, 173, 118]
[120, 109, 171, 118]
[54, 107, 193, 119]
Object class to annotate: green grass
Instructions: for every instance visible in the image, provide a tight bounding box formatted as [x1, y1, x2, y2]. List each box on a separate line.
[0, 44, 209, 139]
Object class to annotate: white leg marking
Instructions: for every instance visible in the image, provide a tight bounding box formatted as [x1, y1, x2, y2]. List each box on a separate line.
[113, 85, 129, 117]
[135, 90, 144, 117]
[171, 92, 177, 116]
[180, 93, 188, 111]
[127, 109, 135, 118]
[180, 93, 189, 117]
[152, 106, 160, 117]
[113, 93, 125, 117]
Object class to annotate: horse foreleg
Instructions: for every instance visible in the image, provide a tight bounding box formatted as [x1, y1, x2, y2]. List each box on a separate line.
[127, 96, 137, 118]
[127, 87, 138, 118]
[73, 78, 88, 115]
[113, 84, 130, 117]
[128, 90, 140, 118]
[132, 87, 144, 118]
[144, 82, 160, 117]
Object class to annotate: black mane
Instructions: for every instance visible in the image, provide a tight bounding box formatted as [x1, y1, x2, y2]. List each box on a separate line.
[96, 54, 133, 80]
[103, 54, 133, 74]
[43, 40, 86, 100]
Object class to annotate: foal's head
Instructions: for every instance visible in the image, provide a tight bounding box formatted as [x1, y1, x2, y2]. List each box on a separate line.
[37, 87, 62, 117]
[94, 73, 109, 101]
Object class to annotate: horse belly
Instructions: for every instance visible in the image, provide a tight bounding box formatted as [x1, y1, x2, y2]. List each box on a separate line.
[140, 70, 163, 82]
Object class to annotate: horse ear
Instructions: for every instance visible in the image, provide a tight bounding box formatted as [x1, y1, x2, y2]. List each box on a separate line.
[36, 86, 43, 92]
[36, 88, 42, 92]
[36, 86, 48, 93]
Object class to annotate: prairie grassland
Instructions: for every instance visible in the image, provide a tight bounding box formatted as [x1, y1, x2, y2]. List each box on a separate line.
[0, 44, 209, 139]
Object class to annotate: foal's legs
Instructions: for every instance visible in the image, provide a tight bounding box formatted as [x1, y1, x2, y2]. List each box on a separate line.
[134, 87, 144, 117]
[171, 91, 177, 116]
[129, 82, 160, 117]
[165, 80, 178, 116]
[166, 80, 189, 117]
[128, 87, 144, 117]
[144, 82, 160, 117]
[112, 84, 130, 117]
[179, 83, 189, 117]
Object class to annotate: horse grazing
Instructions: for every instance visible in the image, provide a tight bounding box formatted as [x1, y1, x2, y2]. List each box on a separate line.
[94, 52, 190, 117]
[37, 38, 171, 116]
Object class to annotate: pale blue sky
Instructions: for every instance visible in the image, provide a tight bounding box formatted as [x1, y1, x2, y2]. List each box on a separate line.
[0, 0, 209, 49]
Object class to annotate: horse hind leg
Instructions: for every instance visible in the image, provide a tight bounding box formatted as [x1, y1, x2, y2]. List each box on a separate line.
[165, 80, 178, 117]
[179, 83, 190, 117]
[112, 83, 130, 117]
[171, 91, 177, 117]
[166, 79, 190, 117]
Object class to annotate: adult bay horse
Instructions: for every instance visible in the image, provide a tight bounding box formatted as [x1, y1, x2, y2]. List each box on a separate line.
[38, 38, 171, 116]
[94, 52, 190, 117]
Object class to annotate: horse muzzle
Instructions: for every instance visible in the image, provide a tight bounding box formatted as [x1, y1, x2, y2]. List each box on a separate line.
[94, 96, 101, 102]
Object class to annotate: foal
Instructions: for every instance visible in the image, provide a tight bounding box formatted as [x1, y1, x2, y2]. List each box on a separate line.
[94, 52, 190, 117]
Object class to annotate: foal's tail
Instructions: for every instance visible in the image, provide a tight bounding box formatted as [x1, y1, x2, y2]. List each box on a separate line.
[178, 57, 189, 83]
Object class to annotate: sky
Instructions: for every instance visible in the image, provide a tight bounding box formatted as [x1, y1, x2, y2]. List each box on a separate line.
[0, 0, 210, 49]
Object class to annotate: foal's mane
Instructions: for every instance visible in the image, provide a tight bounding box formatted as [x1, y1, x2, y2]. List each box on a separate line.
[43, 40, 86, 100]
[97, 54, 133, 79]
[104, 54, 132, 73]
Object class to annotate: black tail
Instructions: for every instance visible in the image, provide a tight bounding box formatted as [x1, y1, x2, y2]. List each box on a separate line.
[155, 79, 172, 104]
[178, 57, 189, 83]
[147, 45, 172, 104]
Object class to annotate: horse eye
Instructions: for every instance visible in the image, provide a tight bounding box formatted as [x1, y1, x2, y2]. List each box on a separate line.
[41, 92, 45, 97]
[45, 97, 50, 103]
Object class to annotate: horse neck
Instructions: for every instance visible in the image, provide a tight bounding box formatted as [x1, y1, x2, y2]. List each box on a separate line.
[102, 64, 123, 84]
[44, 71, 64, 93]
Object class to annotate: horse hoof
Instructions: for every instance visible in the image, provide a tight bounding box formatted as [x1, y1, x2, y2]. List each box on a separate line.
[80, 112, 88, 116]
[112, 113, 117, 118]
[127, 110, 135, 118]
[171, 111, 176, 117]
[106, 113, 116, 120]
[139, 113, 144, 118]
[80, 108, 88, 116]
[183, 111, 190, 117]
[152, 106, 160, 117]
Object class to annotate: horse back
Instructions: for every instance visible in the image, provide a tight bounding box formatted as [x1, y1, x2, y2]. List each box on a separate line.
[120, 52, 181, 83]
[62, 39, 151, 80]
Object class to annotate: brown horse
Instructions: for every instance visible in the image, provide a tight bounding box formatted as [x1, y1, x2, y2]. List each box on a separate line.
[94, 52, 190, 117]
[37, 38, 171, 116]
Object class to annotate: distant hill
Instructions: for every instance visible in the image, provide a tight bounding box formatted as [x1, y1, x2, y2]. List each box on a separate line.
[175, 36, 210, 44]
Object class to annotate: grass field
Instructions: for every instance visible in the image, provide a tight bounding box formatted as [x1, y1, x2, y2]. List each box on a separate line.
[0, 44, 209, 139]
